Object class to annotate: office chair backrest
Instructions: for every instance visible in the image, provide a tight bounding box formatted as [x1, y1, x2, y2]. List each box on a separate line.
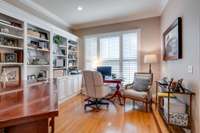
[82, 70, 104, 98]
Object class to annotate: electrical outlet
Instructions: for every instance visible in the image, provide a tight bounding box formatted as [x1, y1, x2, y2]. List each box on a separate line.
[187, 65, 193, 73]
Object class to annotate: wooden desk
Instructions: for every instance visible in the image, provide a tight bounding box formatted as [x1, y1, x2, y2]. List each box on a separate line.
[0, 80, 58, 133]
[103, 79, 122, 105]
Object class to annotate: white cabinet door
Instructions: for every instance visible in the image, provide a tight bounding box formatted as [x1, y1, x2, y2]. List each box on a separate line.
[57, 78, 65, 101]
[57, 74, 83, 102]
[78, 74, 82, 92]
[71, 74, 82, 93]
[67, 77, 74, 96]
[73, 76, 79, 93]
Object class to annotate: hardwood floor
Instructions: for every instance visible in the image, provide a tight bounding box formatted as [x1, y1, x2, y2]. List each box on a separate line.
[55, 95, 159, 133]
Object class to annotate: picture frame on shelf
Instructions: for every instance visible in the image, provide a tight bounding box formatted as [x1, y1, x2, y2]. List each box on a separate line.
[5, 53, 17, 62]
[2, 66, 21, 87]
[163, 17, 182, 61]
[40, 32, 47, 40]
[37, 70, 48, 81]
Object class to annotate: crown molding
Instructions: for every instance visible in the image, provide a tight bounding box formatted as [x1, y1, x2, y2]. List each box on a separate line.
[160, 0, 169, 12]
[71, 14, 160, 30]
[72, 0, 167, 30]
[18, 0, 70, 28]
[5, 0, 168, 30]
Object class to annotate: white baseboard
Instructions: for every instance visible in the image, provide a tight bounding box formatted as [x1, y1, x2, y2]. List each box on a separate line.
[58, 91, 81, 105]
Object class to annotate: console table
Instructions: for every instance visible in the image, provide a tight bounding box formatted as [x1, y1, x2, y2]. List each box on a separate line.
[0, 80, 58, 133]
[155, 80, 195, 131]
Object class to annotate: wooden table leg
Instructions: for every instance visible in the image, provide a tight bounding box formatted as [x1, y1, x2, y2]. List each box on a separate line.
[50, 117, 55, 133]
[108, 83, 123, 105]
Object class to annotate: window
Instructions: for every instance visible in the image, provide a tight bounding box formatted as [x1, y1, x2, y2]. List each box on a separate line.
[84, 37, 97, 70]
[122, 32, 138, 84]
[100, 36, 120, 77]
[84, 30, 139, 84]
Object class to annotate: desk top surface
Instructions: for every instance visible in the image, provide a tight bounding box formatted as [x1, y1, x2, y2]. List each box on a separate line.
[103, 79, 122, 83]
[155, 81, 195, 95]
[0, 80, 58, 128]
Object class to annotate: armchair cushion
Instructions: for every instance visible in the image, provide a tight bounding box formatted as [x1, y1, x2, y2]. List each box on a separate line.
[132, 78, 150, 92]
[122, 89, 148, 99]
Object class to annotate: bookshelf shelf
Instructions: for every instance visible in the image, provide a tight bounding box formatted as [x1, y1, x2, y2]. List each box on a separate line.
[53, 54, 67, 57]
[53, 67, 67, 70]
[59, 45, 68, 48]
[0, 62, 23, 65]
[27, 35, 49, 42]
[68, 50, 79, 53]
[27, 64, 50, 67]
[27, 46, 49, 52]
[0, 21, 23, 31]
[0, 32, 23, 39]
[0, 44, 23, 50]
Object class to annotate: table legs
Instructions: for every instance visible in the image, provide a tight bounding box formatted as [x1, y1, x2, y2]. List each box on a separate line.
[108, 83, 123, 105]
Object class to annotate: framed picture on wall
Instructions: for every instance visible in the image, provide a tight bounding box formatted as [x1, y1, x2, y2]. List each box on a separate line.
[163, 17, 182, 61]
[2, 66, 21, 87]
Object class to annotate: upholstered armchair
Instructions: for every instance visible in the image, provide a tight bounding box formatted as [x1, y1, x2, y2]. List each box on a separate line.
[82, 70, 111, 111]
[122, 72, 153, 112]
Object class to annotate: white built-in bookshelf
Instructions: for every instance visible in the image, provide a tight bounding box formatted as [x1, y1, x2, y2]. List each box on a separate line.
[52, 30, 80, 78]
[53, 33, 68, 78]
[26, 23, 51, 84]
[0, 12, 24, 80]
[67, 40, 79, 75]
[0, 12, 79, 86]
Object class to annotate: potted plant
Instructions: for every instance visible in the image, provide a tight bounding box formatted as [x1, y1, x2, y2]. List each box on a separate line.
[53, 35, 63, 46]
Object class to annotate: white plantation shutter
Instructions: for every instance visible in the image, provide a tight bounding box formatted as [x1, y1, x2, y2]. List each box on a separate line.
[100, 36, 120, 77]
[84, 37, 97, 70]
[84, 30, 139, 84]
[122, 32, 138, 84]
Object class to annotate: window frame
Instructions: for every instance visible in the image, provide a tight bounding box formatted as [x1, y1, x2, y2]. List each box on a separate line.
[84, 29, 141, 80]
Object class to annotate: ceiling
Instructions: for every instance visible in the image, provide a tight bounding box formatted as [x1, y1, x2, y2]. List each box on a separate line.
[4, 0, 168, 29]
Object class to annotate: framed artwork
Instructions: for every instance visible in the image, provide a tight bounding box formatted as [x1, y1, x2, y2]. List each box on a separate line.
[2, 66, 21, 87]
[163, 17, 182, 61]
[5, 53, 17, 62]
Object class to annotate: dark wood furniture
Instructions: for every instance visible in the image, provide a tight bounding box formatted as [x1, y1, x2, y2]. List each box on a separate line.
[155, 80, 195, 132]
[103, 79, 122, 105]
[123, 72, 153, 112]
[0, 80, 58, 133]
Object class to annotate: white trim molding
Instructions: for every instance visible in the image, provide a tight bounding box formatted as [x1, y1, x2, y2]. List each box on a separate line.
[19, 0, 69, 26]
[160, 0, 169, 12]
[12, 0, 69, 28]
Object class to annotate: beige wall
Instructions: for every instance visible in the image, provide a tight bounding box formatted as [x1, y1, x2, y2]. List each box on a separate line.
[73, 2, 200, 131]
[161, 0, 200, 132]
[73, 17, 161, 89]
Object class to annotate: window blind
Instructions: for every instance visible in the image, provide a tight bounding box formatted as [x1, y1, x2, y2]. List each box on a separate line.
[122, 32, 138, 84]
[84, 37, 97, 70]
[100, 36, 120, 77]
[84, 30, 139, 84]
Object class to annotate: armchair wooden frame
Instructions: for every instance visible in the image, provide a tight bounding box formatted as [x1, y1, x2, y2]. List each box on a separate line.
[123, 72, 153, 112]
